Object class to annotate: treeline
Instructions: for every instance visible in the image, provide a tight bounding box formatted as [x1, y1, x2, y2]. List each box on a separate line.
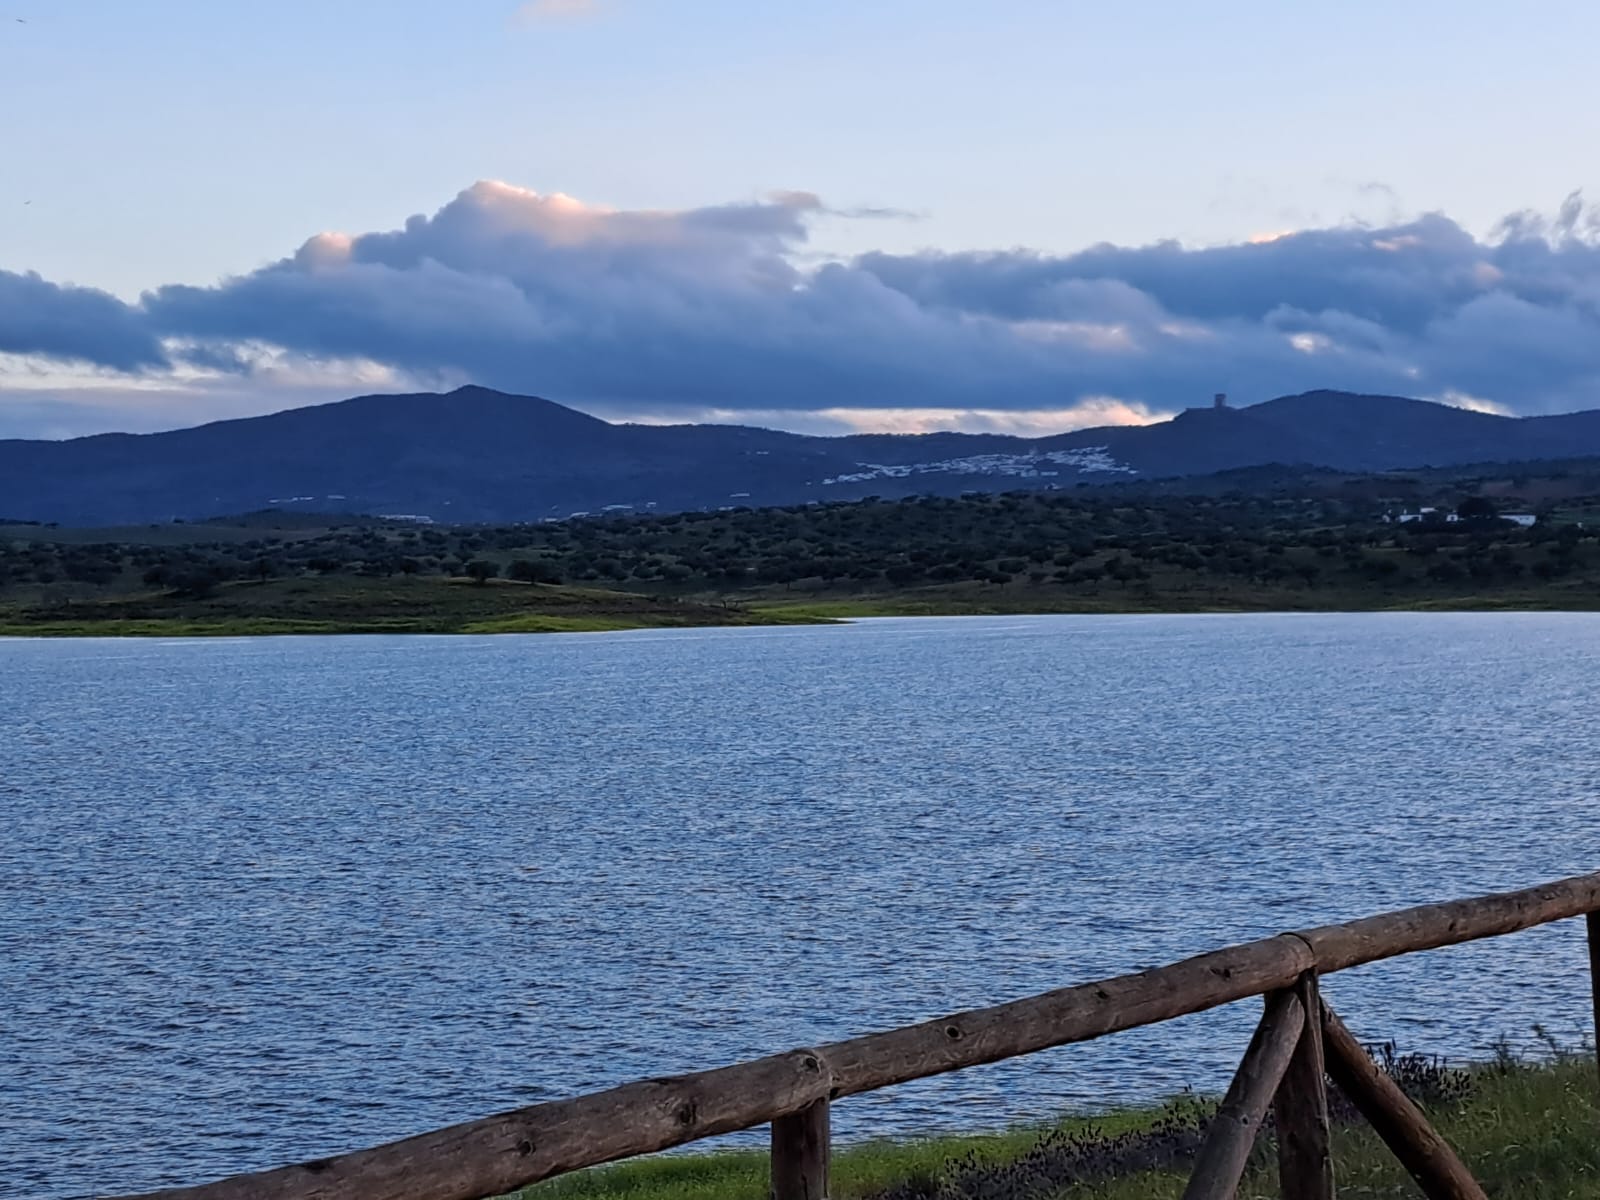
[0, 489, 1590, 600]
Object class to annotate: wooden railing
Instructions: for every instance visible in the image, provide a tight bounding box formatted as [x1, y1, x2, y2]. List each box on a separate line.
[106, 870, 1600, 1200]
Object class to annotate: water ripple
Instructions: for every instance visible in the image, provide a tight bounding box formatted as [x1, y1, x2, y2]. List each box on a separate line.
[2, 614, 1599, 1198]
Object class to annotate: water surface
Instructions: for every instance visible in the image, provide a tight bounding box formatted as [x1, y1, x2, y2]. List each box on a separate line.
[3, 614, 1599, 1198]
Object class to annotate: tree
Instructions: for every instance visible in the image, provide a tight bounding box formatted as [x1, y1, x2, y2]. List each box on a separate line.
[508, 558, 562, 584]
[884, 562, 923, 587]
[168, 568, 220, 598]
[1456, 496, 1498, 522]
[464, 559, 499, 585]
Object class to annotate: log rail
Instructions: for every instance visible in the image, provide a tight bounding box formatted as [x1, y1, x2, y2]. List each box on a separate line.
[105, 870, 1600, 1200]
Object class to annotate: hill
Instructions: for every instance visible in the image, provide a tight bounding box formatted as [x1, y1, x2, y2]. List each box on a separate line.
[7, 386, 1600, 525]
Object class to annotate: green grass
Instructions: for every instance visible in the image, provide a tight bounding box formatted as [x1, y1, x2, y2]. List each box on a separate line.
[742, 567, 1600, 620]
[518, 1135, 989, 1200]
[8, 555, 1600, 640]
[512, 1102, 1178, 1200]
[0, 576, 833, 638]
[1154, 1056, 1600, 1200]
[0, 617, 397, 637]
[750, 588, 1600, 622]
[507, 1058, 1600, 1200]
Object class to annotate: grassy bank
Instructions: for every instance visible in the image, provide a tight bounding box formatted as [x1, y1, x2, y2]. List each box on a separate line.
[511, 1055, 1600, 1200]
[0, 576, 829, 638]
[750, 577, 1600, 622]
[8, 576, 1598, 638]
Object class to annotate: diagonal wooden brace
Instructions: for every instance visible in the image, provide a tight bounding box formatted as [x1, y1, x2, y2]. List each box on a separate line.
[1181, 989, 1305, 1200]
[1320, 1003, 1487, 1200]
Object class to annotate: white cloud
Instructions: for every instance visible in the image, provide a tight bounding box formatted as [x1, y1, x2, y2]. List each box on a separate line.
[0, 347, 432, 437]
[1433, 389, 1514, 416]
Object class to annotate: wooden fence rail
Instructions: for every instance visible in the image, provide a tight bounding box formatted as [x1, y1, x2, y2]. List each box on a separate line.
[104, 870, 1600, 1200]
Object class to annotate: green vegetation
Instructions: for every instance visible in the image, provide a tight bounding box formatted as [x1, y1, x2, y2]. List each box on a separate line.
[6, 465, 1600, 634]
[514, 1094, 1204, 1200]
[0, 575, 818, 638]
[508, 1054, 1600, 1200]
[517, 1128, 1038, 1200]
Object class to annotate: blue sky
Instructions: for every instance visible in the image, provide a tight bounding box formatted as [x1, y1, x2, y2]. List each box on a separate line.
[4, 1, 1600, 438]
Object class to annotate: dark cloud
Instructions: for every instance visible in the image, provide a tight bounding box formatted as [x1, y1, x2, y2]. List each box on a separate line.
[856, 215, 1501, 333]
[8, 181, 1600, 433]
[0, 270, 167, 370]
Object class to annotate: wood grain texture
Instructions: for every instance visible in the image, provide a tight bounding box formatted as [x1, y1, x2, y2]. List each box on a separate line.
[1321, 1005, 1487, 1200]
[1272, 974, 1334, 1200]
[824, 934, 1317, 1099]
[1180, 989, 1303, 1200]
[771, 1098, 829, 1200]
[1297, 872, 1600, 973]
[1588, 912, 1600, 1089]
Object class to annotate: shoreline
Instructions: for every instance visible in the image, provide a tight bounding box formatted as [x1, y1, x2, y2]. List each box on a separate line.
[8, 595, 1600, 638]
[0, 613, 836, 639]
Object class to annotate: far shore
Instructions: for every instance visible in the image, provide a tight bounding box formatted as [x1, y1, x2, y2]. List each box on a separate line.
[6, 586, 1600, 639]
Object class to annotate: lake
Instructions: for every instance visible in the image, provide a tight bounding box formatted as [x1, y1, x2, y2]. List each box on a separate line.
[4, 614, 1599, 1199]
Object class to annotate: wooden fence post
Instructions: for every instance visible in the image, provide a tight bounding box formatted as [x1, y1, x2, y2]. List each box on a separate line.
[1181, 988, 1304, 1200]
[1273, 971, 1334, 1200]
[1320, 1004, 1486, 1200]
[772, 1097, 830, 1200]
[1587, 911, 1600, 1087]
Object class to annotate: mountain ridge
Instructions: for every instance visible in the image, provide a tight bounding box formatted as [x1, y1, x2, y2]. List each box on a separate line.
[4, 385, 1600, 525]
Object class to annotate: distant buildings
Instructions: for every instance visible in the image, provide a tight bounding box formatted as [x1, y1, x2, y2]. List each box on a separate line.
[1383, 507, 1539, 526]
[1390, 507, 1460, 524]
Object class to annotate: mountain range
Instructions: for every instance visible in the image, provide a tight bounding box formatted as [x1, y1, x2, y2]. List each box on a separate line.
[5, 386, 1600, 526]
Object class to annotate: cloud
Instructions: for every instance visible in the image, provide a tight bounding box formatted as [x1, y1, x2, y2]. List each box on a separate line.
[8, 181, 1600, 438]
[0, 353, 423, 439]
[0, 271, 167, 372]
[1434, 390, 1514, 417]
[612, 399, 1165, 437]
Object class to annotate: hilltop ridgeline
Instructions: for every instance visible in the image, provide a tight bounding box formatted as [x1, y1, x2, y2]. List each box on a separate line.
[7, 386, 1600, 525]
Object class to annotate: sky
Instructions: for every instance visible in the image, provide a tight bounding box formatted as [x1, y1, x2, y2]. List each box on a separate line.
[3, 0, 1600, 439]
